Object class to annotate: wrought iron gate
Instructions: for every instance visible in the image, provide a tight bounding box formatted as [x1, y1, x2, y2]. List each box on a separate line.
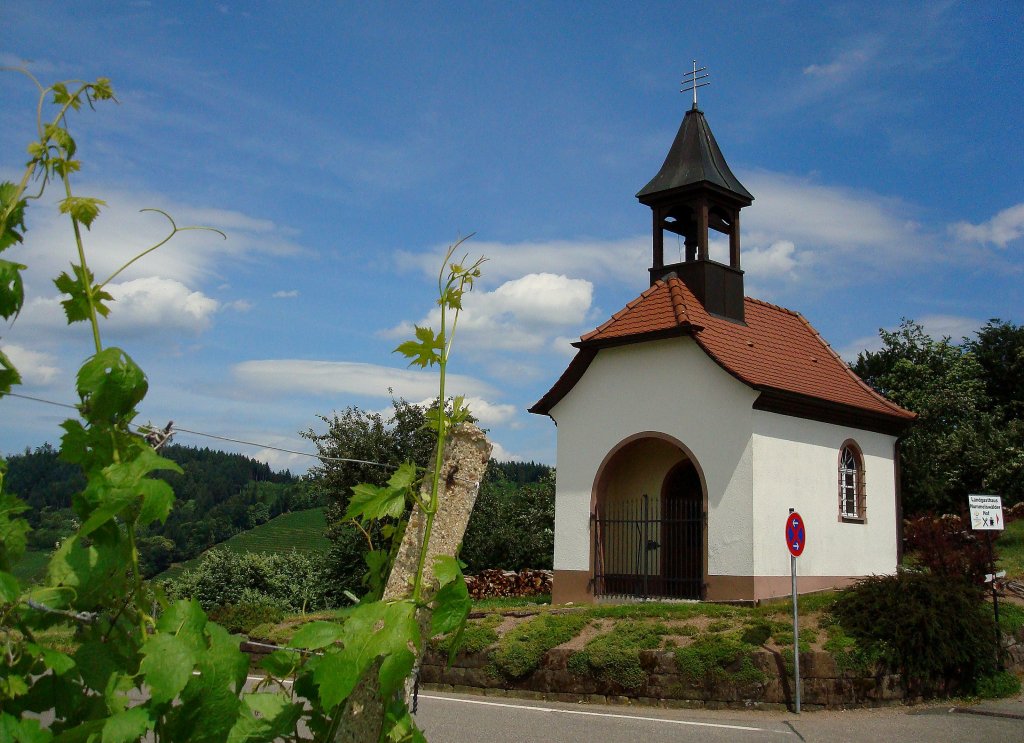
[592, 494, 704, 600]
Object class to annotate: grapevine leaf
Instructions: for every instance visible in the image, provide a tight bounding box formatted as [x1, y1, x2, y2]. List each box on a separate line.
[0, 259, 26, 319]
[378, 646, 415, 698]
[383, 698, 427, 743]
[0, 570, 19, 603]
[0, 713, 51, 743]
[226, 693, 303, 743]
[260, 650, 298, 678]
[76, 347, 148, 424]
[77, 487, 138, 537]
[58, 196, 105, 229]
[312, 651, 359, 709]
[137, 478, 175, 526]
[394, 326, 443, 368]
[0, 182, 28, 251]
[100, 707, 152, 743]
[200, 622, 249, 693]
[388, 461, 419, 491]
[74, 640, 121, 693]
[430, 574, 471, 638]
[140, 633, 197, 705]
[157, 599, 208, 656]
[432, 555, 462, 587]
[54, 265, 112, 324]
[24, 643, 75, 676]
[0, 346, 22, 396]
[290, 620, 345, 650]
[345, 482, 407, 523]
[439, 286, 463, 311]
[106, 445, 182, 485]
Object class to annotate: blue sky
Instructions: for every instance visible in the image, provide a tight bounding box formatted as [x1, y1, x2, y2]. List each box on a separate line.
[2, 1, 1021, 472]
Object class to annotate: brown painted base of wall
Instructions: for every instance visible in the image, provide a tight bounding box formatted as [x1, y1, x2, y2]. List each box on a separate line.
[553, 569, 862, 604]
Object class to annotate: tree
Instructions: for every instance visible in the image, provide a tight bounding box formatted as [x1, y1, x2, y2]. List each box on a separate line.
[461, 462, 555, 572]
[967, 319, 1024, 421]
[853, 319, 1023, 514]
[302, 398, 437, 594]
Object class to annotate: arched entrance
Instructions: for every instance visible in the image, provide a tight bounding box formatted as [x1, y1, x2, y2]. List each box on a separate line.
[659, 460, 704, 599]
[591, 434, 706, 600]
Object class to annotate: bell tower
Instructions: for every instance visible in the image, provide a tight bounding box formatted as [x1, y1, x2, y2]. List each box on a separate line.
[636, 65, 753, 322]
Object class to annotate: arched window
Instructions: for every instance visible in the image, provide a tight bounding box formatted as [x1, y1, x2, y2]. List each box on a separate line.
[839, 443, 865, 521]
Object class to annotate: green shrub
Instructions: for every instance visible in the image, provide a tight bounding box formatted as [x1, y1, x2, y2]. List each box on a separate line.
[976, 670, 1022, 699]
[208, 599, 285, 635]
[433, 614, 500, 655]
[673, 633, 765, 684]
[740, 621, 771, 647]
[822, 624, 883, 674]
[706, 620, 731, 632]
[568, 621, 666, 690]
[492, 613, 588, 679]
[168, 548, 336, 613]
[831, 573, 995, 695]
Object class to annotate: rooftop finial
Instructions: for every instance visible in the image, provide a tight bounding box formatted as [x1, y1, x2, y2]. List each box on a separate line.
[681, 60, 710, 109]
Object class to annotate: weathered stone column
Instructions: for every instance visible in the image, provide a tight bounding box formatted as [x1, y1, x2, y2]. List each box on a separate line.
[335, 423, 491, 741]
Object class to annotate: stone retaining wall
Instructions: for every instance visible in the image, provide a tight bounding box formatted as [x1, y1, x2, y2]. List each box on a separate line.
[418, 647, 903, 711]
[243, 629, 1024, 711]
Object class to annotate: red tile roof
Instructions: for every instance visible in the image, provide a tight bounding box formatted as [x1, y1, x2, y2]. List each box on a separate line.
[531, 278, 915, 429]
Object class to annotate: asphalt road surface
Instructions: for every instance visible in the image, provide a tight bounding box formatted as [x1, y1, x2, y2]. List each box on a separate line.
[411, 691, 1024, 743]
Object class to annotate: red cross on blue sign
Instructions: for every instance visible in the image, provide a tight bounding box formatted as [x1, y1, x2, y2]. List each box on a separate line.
[786, 512, 806, 557]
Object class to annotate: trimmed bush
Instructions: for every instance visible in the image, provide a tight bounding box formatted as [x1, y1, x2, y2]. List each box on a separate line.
[492, 613, 588, 679]
[830, 572, 995, 695]
[568, 621, 666, 690]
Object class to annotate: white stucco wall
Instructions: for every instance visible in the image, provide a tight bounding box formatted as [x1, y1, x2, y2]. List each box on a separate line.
[549, 338, 758, 576]
[751, 410, 899, 578]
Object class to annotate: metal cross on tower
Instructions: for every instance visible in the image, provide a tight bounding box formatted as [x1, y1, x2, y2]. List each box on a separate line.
[681, 61, 710, 107]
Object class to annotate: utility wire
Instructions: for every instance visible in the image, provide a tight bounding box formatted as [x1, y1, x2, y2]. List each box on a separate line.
[4, 390, 397, 470]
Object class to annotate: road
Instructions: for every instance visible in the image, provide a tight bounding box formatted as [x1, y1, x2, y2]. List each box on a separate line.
[411, 691, 1024, 743]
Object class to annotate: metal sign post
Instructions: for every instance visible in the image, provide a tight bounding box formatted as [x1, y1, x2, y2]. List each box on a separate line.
[969, 494, 1005, 670]
[786, 509, 806, 714]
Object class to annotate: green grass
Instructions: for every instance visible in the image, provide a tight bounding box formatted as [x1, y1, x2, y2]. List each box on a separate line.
[997, 519, 1024, 579]
[158, 508, 329, 580]
[472, 595, 550, 610]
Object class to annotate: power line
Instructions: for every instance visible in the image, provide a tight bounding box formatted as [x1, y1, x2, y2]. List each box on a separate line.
[4, 390, 396, 470]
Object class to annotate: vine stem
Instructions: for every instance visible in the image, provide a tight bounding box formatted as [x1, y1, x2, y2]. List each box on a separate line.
[60, 170, 103, 354]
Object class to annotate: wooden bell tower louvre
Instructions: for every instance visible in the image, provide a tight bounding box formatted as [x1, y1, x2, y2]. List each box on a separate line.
[636, 68, 753, 323]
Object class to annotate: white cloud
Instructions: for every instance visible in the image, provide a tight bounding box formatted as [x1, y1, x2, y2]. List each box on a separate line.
[224, 299, 253, 312]
[399, 239, 646, 288]
[919, 314, 983, 342]
[1, 344, 60, 385]
[743, 240, 799, 278]
[105, 277, 219, 333]
[951, 203, 1024, 248]
[8, 187, 305, 294]
[273, 290, 299, 298]
[803, 46, 875, 83]
[232, 359, 497, 401]
[387, 273, 594, 353]
[487, 440, 522, 463]
[462, 397, 517, 426]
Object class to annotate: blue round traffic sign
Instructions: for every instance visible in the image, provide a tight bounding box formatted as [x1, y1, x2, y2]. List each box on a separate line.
[786, 512, 806, 557]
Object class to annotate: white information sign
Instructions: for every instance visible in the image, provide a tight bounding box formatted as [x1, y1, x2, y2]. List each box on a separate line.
[969, 494, 1004, 531]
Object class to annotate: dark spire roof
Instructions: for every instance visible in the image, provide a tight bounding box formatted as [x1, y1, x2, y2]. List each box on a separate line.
[636, 104, 753, 204]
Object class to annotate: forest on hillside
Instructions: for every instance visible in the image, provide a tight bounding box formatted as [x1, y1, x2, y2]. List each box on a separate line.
[4, 444, 319, 575]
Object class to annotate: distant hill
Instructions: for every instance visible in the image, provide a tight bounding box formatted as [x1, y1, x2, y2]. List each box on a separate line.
[158, 507, 329, 581]
[4, 443, 320, 576]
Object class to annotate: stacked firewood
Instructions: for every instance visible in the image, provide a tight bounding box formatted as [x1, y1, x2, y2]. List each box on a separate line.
[464, 569, 553, 599]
